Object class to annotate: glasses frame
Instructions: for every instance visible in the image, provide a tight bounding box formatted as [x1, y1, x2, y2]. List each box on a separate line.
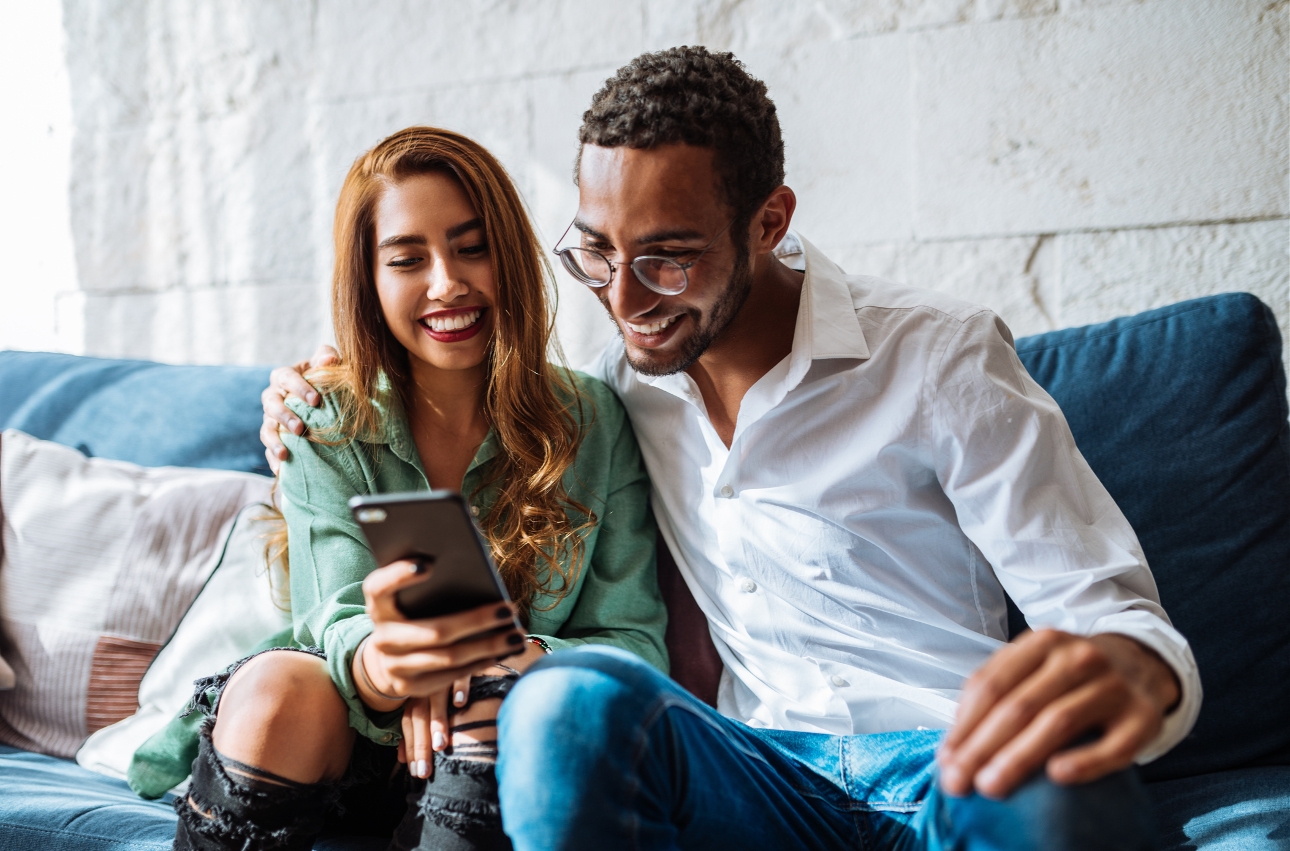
[552, 218, 735, 296]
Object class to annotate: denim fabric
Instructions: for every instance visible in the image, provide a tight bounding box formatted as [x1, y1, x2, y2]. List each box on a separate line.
[0, 351, 272, 475]
[497, 646, 1156, 851]
[1015, 293, 1290, 781]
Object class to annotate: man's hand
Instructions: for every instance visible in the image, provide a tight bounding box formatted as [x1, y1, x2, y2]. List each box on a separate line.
[937, 629, 1180, 800]
[260, 344, 339, 473]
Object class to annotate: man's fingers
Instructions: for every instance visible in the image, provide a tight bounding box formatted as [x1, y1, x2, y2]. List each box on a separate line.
[943, 630, 1064, 753]
[939, 637, 1114, 794]
[309, 344, 340, 370]
[270, 364, 321, 408]
[1046, 707, 1156, 786]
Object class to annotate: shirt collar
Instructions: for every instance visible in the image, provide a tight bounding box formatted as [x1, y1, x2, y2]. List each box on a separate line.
[377, 380, 499, 476]
[634, 232, 869, 403]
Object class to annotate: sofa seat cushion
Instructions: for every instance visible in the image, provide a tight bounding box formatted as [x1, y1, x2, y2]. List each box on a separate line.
[1147, 765, 1290, 850]
[0, 746, 387, 851]
[0, 744, 177, 851]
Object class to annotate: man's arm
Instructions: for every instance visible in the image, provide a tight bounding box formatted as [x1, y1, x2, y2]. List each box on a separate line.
[260, 344, 338, 472]
[926, 310, 1200, 799]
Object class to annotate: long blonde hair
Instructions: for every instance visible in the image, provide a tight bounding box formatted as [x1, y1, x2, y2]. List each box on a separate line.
[275, 127, 593, 617]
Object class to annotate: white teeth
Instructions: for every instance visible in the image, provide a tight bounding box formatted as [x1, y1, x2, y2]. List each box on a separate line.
[423, 309, 482, 333]
[625, 316, 677, 336]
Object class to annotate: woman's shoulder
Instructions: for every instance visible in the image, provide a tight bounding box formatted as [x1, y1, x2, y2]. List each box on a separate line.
[550, 366, 627, 429]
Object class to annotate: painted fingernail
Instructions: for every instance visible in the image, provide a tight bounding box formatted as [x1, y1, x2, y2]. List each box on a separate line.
[432, 731, 445, 750]
[496, 606, 513, 620]
[415, 759, 428, 778]
[410, 560, 428, 575]
[454, 690, 466, 705]
[506, 631, 524, 646]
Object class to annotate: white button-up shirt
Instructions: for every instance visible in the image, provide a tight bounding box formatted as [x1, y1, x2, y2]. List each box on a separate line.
[591, 233, 1201, 763]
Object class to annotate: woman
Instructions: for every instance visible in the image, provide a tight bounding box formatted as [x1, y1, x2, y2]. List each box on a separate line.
[168, 127, 667, 850]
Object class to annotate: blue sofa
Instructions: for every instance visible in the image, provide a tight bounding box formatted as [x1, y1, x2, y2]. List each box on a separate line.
[1, 293, 1288, 850]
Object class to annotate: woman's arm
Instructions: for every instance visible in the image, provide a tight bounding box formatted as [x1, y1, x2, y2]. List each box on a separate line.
[529, 395, 669, 673]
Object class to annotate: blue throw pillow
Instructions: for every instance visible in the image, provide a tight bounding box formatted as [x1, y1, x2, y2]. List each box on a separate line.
[1015, 293, 1290, 782]
[0, 351, 271, 475]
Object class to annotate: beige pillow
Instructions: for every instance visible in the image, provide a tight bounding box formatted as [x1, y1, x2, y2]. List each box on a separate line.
[0, 429, 272, 757]
[76, 506, 291, 783]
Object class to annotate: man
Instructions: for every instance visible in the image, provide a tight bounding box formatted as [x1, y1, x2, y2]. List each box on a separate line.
[263, 47, 1198, 850]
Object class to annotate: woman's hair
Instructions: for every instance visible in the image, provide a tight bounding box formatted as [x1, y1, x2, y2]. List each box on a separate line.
[279, 126, 592, 617]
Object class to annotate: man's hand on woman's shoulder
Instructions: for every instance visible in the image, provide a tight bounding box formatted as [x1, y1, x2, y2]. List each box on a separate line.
[261, 344, 340, 473]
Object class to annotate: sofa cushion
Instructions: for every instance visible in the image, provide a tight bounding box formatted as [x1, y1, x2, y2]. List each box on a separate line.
[75, 507, 291, 789]
[0, 745, 387, 851]
[0, 351, 271, 475]
[0, 430, 271, 757]
[1015, 293, 1290, 782]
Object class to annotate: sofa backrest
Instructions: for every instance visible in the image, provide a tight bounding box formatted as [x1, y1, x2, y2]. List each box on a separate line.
[0, 352, 270, 475]
[1015, 293, 1290, 782]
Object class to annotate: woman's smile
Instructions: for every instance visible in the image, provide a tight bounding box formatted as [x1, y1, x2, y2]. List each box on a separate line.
[419, 306, 487, 342]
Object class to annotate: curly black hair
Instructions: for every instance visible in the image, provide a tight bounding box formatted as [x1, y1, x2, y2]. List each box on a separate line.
[578, 46, 785, 225]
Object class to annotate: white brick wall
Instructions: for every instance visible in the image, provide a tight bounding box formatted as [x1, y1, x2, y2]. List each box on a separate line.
[7, 0, 1287, 379]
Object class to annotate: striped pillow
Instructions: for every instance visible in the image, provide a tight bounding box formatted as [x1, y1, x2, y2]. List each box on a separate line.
[0, 429, 272, 758]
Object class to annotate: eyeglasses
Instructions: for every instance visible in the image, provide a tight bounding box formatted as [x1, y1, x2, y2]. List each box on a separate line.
[552, 219, 735, 296]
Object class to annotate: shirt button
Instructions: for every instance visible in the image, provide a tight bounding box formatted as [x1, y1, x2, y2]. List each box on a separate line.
[720, 485, 734, 498]
[740, 578, 757, 593]
[831, 675, 849, 688]
[380, 732, 394, 743]
[470, 505, 479, 517]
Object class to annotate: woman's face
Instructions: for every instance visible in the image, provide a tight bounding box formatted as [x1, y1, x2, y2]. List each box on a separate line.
[372, 172, 496, 376]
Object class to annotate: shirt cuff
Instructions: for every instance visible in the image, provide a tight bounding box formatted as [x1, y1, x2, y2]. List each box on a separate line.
[1091, 611, 1203, 764]
[323, 615, 404, 747]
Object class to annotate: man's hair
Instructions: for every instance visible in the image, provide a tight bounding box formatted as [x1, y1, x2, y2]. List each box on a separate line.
[578, 46, 785, 224]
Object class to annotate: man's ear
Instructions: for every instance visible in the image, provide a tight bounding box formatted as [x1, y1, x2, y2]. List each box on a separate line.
[749, 185, 797, 255]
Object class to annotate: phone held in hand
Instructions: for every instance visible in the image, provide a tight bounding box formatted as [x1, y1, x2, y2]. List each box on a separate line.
[349, 491, 520, 631]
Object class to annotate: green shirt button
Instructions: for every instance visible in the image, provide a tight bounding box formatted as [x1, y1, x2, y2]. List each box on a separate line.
[380, 732, 394, 743]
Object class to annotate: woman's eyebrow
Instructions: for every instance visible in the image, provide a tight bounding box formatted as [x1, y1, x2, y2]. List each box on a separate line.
[446, 217, 484, 240]
[376, 234, 427, 249]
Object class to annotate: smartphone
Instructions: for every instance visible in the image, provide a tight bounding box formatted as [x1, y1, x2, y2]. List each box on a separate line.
[348, 491, 518, 627]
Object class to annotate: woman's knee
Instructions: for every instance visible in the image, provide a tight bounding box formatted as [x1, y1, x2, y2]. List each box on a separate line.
[212, 650, 354, 780]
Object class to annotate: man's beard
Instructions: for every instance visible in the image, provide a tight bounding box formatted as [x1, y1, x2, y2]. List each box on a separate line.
[606, 247, 754, 378]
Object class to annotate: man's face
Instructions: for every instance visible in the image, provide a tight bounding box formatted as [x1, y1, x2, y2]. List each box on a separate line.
[574, 144, 752, 376]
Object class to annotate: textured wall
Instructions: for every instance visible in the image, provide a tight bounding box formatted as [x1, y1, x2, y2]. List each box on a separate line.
[43, 0, 1290, 373]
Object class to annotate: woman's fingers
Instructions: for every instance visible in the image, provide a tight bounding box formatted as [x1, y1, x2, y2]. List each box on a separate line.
[381, 630, 525, 686]
[408, 695, 444, 780]
[453, 675, 472, 709]
[362, 560, 434, 623]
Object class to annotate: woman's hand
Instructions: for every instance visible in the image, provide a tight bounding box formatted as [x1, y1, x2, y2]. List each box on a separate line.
[399, 641, 547, 778]
[260, 344, 340, 473]
[353, 560, 524, 713]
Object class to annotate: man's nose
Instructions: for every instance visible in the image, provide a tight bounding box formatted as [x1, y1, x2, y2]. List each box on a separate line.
[606, 267, 662, 321]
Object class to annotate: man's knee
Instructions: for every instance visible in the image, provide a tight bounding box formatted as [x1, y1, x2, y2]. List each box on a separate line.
[498, 645, 675, 771]
[936, 768, 1155, 851]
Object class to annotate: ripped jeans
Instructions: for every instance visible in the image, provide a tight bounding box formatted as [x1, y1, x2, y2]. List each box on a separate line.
[173, 646, 516, 851]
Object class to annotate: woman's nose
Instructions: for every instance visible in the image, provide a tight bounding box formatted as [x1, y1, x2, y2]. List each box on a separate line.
[425, 258, 470, 301]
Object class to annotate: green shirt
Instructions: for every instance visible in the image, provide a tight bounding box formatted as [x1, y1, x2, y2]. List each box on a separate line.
[127, 368, 666, 798]
[279, 368, 668, 743]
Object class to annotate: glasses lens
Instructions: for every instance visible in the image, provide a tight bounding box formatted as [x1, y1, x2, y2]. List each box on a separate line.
[559, 249, 612, 287]
[632, 257, 688, 296]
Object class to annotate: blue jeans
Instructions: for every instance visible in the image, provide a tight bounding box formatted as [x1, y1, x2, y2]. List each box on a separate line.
[495, 646, 1154, 851]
